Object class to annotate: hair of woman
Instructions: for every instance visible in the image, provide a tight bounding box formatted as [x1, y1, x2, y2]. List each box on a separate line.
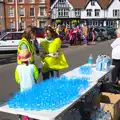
[44, 26, 58, 39]
[22, 25, 36, 41]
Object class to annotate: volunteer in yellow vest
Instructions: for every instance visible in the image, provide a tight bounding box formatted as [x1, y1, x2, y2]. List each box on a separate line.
[17, 25, 36, 64]
[39, 26, 68, 80]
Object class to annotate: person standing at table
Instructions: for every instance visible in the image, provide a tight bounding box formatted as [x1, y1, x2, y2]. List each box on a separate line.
[15, 49, 39, 120]
[39, 26, 69, 80]
[111, 28, 120, 84]
[17, 25, 36, 64]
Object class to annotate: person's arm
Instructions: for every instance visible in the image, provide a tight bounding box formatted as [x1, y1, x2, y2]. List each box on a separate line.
[15, 68, 20, 84]
[111, 38, 120, 48]
[33, 65, 39, 82]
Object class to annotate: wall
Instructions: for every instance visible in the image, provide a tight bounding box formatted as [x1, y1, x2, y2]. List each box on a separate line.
[107, 0, 120, 19]
[0, 2, 5, 30]
[81, 1, 104, 19]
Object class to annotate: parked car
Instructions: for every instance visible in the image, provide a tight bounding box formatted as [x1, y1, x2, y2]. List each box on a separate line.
[34, 27, 44, 38]
[101, 26, 116, 39]
[88, 27, 104, 41]
[0, 31, 23, 51]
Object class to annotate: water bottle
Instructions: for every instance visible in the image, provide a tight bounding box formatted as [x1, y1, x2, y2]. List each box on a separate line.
[107, 56, 111, 71]
[96, 55, 102, 71]
[88, 54, 93, 66]
[102, 55, 107, 71]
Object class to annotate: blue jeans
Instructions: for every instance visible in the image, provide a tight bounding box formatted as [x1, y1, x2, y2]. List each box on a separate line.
[42, 70, 59, 80]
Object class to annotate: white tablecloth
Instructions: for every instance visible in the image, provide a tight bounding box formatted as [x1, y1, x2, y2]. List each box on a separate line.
[0, 65, 114, 120]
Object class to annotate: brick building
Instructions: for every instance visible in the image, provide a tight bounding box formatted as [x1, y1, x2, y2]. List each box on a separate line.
[4, 0, 50, 30]
[0, 0, 5, 31]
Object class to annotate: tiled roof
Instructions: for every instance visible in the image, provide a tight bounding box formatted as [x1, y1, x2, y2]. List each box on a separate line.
[98, 0, 113, 9]
[68, 0, 89, 8]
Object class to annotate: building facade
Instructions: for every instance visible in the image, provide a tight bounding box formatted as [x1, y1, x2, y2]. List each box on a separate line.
[4, 0, 50, 30]
[0, 0, 5, 31]
[51, 0, 120, 28]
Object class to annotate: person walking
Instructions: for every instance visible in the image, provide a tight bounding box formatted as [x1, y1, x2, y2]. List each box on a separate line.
[17, 25, 36, 64]
[15, 49, 39, 120]
[39, 26, 68, 80]
[83, 23, 88, 46]
[111, 28, 120, 84]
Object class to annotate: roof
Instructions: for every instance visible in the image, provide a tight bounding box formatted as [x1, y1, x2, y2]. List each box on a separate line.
[68, 0, 89, 9]
[98, 0, 113, 9]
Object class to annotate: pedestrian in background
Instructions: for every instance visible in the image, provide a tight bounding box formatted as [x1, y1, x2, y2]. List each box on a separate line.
[83, 23, 88, 46]
[111, 28, 120, 84]
[17, 25, 36, 64]
[39, 26, 68, 80]
[15, 49, 39, 120]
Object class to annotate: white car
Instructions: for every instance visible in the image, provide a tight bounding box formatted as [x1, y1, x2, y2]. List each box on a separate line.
[0, 31, 23, 51]
[0, 31, 43, 51]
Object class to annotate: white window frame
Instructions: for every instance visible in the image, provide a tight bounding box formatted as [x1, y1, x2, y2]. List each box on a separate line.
[59, 0, 65, 3]
[8, 0, 14, 4]
[28, 0, 35, 3]
[75, 9, 80, 16]
[95, 9, 100, 16]
[40, 8, 45, 16]
[9, 21, 15, 29]
[18, 0, 24, 4]
[40, 0, 45, 3]
[91, 0, 95, 6]
[19, 8, 25, 17]
[8, 8, 14, 17]
[58, 9, 69, 17]
[30, 8, 35, 17]
[113, 9, 119, 17]
[86, 9, 92, 17]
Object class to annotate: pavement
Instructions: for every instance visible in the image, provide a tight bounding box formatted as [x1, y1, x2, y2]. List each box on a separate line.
[0, 39, 113, 120]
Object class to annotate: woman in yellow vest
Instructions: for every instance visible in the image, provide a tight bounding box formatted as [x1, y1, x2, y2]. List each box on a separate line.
[39, 26, 68, 80]
[17, 25, 36, 64]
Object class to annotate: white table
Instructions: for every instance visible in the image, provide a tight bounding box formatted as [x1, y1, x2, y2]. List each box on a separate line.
[0, 64, 114, 120]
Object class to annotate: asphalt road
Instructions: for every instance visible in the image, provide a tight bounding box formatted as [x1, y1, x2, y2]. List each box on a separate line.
[0, 40, 113, 120]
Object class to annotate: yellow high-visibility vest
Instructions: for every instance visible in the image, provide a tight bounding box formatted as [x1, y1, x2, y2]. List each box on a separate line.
[40, 37, 68, 73]
[17, 37, 35, 64]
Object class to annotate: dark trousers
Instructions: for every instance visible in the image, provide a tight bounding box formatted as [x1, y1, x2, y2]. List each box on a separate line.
[112, 59, 120, 83]
[42, 70, 59, 80]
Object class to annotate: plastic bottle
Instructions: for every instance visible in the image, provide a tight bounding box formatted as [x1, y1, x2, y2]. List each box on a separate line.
[88, 54, 93, 66]
[102, 55, 107, 71]
[96, 55, 102, 71]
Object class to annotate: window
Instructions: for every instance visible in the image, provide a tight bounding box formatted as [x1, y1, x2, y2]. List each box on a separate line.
[3, 33, 12, 40]
[91, 0, 95, 6]
[86, 9, 92, 16]
[19, 8, 25, 16]
[58, 9, 69, 17]
[113, 10, 119, 17]
[40, 0, 45, 3]
[28, 0, 34, 3]
[18, 0, 24, 3]
[59, 0, 65, 3]
[8, 8, 14, 17]
[9, 22, 14, 29]
[95, 9, 100, 16]
[30, 8, 34, 16]
[8, 0, 14, 3]
[40, 8, 45, 16]
[75, 9, 80, 16]
[12, 33, 23, 40]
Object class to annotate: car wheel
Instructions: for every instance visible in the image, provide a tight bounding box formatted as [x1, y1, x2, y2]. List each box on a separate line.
[96, 36, 101, 42]
[108, 35, 111, 40]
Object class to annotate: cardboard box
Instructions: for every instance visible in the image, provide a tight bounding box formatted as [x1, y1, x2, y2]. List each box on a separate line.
[100, 92, 120, 120]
